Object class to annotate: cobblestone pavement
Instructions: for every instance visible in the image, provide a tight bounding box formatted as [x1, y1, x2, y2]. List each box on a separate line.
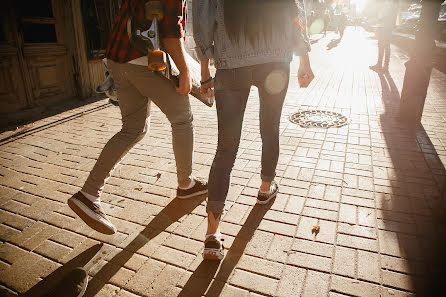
[1, 27, 446, 297]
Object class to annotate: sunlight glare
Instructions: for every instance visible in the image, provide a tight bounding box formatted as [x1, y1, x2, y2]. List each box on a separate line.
[350, 0, 368, 13]
[309, 18, 325, 35]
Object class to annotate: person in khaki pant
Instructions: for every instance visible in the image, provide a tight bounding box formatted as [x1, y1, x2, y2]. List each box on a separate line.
[67, 0, 207, 235]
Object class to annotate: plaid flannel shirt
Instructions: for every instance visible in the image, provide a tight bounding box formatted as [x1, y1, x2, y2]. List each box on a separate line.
[106, 0, 187, 63]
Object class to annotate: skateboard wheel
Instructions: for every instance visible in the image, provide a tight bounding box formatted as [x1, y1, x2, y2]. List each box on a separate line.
[145, 1, 164, 21]
[148, 50, 167, 71]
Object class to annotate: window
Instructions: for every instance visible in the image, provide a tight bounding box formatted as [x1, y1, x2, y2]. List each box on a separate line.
[82, 0, 122, 60]
[22, 23, 57, 43]
[15, 0, 58, 44]
[0, 4, 11, 44]
[0, 25, 6, 43]
[18, 0, 54, 18]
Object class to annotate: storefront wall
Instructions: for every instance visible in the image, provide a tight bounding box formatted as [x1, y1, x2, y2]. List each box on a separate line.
[0, 0, 197, 115]
[0, 0, 77, 114]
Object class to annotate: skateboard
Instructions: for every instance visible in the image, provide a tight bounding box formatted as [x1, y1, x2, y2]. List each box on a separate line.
[127, 1, 214, 107]
[96, 58, 119, 106]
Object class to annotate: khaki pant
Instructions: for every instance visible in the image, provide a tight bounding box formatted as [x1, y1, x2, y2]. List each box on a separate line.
[82, 61, 194, 197]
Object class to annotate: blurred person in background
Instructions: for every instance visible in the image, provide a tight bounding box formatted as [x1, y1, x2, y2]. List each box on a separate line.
[370, 0, 398, 71]
[324, 8, 331, 35]
[334, 5, 348, 39]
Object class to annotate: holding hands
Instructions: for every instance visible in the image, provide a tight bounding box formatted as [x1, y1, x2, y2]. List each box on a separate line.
[200, 59, 215, 98]
[176, 70, 192, 95]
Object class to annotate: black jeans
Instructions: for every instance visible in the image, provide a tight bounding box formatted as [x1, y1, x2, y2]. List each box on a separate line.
[207, 62, 290, 214]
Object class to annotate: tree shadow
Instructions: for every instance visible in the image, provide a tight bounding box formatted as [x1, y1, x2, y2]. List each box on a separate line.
[326, 38, 341, 50]
[84, 195, 206, 296]
[177, 202, 272, 297]
[377, 70, 446, 296]
[22, 243, 103, 297]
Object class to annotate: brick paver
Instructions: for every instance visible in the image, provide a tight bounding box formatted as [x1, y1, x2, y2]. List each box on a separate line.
[1, 27, 446, 296]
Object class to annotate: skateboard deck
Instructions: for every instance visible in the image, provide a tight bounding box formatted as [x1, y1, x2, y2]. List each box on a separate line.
[127, 1, 214, 107]
[161, 53, 214, 107]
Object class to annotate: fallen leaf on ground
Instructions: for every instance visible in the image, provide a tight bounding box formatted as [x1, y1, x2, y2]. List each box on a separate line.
[16, 123, 34, 131]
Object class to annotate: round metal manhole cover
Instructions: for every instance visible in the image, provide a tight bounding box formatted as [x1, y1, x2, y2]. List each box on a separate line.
[289, 110, 349, 128]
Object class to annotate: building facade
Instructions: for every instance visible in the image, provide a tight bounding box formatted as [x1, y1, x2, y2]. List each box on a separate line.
[0, 0, 196, 115]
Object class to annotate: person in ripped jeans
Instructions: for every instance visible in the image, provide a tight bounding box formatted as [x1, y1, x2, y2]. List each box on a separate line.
[68, 0, 207, 235]
[194, 0, 315, 260]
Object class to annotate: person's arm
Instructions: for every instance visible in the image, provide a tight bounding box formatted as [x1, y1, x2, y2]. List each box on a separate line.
[298, 53, 314, 88]
[193, 0, 217, 97]
[293, 0, 314, 88]
[293, 0, 311, 56]
[162, 38, 191, 95]
[193, 0, 216, 62]
[161, 0, 190, 95]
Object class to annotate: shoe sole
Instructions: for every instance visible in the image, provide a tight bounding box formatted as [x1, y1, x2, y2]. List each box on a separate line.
[203, 248, 224, 261]
[68, 198, 116, 235]
[177, 189, 208, 199]
[256, 191, 278, 205]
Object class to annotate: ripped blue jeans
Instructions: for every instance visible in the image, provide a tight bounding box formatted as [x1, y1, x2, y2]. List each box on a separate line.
[207, 62, 290, 214]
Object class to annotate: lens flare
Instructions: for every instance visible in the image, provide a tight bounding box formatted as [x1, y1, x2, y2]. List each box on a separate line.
[264, 70, 288, 95]
[309, 18, 325, 35]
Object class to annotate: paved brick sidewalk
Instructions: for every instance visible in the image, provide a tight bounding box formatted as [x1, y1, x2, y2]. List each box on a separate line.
[1, 27, 445, 297]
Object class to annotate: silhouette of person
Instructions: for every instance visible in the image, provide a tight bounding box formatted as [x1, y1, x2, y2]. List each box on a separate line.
[323, 9, 331, 36]
[370, 1, 398, 71]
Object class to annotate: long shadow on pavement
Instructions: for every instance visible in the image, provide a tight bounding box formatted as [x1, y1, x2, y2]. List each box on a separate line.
[178, 202, 272, 297]
[0, 96, 108, 136]
[84, 195, 206, 296]
[0, 99, 111, 146]
[22, 243, 103, 297]
[377, 70, 446, 296]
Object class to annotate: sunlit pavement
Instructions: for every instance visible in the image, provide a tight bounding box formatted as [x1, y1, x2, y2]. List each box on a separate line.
[0, 27, 445, 297]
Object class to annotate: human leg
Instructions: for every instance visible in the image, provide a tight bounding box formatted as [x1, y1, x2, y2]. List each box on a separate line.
[70, 62, 151, 234]
[207, 69, 251, 216]
[82, 62, 151, 196]
[130, 67, 207, 197]
[204, 68, 251, 259]
[143, 78, 194, 188]
[255, 63, 289, 203]
[370, 36, 384, 71]
[383, 40, 391, 69]
[377, 38, 384, 66]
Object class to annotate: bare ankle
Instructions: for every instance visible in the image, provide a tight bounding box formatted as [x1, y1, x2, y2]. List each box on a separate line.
[260, 181, 271, 192]
[206, 211, 221, 235]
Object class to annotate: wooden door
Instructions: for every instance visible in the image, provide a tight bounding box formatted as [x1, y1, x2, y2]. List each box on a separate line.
[0, 0, 76, 114]
[0, 3, 28, 113]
